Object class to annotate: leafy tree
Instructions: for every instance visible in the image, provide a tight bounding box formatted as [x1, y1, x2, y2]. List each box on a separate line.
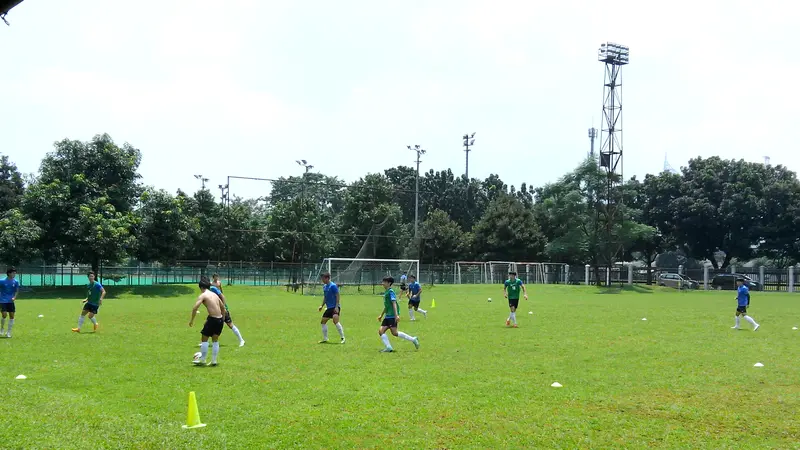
[338, 173, 406, 259]
[0, 209, 42, 265]
[183, 189, 224, 261]
[269, 173, 346, 216]
[420, 209, 467, 264]
[22, 134, 142, 271]
[0, 155, 24, 211]
[134, 189, 192, 264]
[384, 166, 417, 224]
[665, 157, 767, 269]
[473, 194, 546, 261]
[753, 164, 800, 266]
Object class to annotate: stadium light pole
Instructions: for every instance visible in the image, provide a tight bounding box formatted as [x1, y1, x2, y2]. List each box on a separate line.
[194, 174, 208, 190]
[407, 145, 426, 241]
[217, 183, 229, 207]
[462, 133, 476, 178]
[296, 160, 314, 294]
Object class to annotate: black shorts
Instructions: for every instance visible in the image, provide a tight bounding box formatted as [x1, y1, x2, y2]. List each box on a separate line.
[400, 283, 408, 291]
[224, 311, 232, 324]
[322, 307, 340, 319]
[0, 303, 15, 313]
[201, 316, 225, 337]
[408, 299, 420, 308]
[83, 303, 99, 314]
[381, 317, 397, 328]
[508, 298, 520, 309]
[736, 306, 747, 315]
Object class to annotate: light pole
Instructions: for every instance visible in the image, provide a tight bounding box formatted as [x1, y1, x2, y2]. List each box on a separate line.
[462, 133, 475, 178]
[218, 183, 229, 207]
[407, 145, 426, 240]
[295, 160, 313, 294]
[194, 174, 209, 189]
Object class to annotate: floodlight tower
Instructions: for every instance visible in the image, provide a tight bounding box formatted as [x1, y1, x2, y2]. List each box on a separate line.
[407, 145, 426, 240]
[598, 42, 629, 286]
[194, 174, 209, 189]
[462, 133, 476, 178]
[295, 159, 313, 294]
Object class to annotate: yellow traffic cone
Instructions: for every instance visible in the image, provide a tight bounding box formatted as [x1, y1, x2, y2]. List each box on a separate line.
[182, 391, 207, 429]
[431, 298, 436, 308]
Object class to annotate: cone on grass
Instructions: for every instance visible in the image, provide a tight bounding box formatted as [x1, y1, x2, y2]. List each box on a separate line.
[431, 298, 436, 308]
[182, 391, 206, 429]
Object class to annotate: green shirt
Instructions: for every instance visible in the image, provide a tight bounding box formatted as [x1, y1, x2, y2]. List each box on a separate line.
[504, 278, 524, 300]
[87, 281, 104, 305]
[383, 288, 397, 318]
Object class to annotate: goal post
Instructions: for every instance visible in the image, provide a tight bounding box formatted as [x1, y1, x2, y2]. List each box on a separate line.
[454, 261, 489, 284]
[306, 258, 420, 296]
[489, 261, 569, 284]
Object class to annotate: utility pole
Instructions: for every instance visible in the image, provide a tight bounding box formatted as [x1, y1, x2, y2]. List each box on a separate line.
[462, 133, 476, 178]
[194, 174, 209, 189]
[295, 160, 313, 294]
[406, 145, 426, 240]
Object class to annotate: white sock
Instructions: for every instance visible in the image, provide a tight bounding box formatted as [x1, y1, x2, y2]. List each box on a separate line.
[212, 341, 220, 363]
[7, 319, 13, 334]
[418, 308, 427, 314]
[744, 315, 757, 326]
[380, 333, 392, 348]
[409, 309, 415, 320]
[321, 324, 329, 340]
[78, 316, 85, 328]
[511, 312, 517, 324]
[335, 322, 344, 339]
[200, 342, 209, 362]
[1, 317, 5, 330]
[90, 317, 97, 325]
[397, 331, 415, 342]
[231, 325, 244, 342]
[735, 316, 741, 328]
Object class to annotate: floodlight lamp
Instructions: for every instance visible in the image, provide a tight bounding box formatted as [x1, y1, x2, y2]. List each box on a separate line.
[598, 42, 630, 65]
[469, 140, 475, 145]
[462, 134, 469, 140]
[470, 132, 476, 138]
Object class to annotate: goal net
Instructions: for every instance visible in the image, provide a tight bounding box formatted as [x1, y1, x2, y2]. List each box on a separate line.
[488, 261, 568, 284]
[454, 261, 489, 284]
[306, 258, 420, 296]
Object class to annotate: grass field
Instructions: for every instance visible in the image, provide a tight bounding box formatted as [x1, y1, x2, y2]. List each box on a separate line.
[1, 284, 799, 449]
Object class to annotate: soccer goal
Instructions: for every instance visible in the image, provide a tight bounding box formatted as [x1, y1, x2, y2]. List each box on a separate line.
[454, 261, 489, 284]
[488, 261, 569, 284]
[306, 258, 420, 296]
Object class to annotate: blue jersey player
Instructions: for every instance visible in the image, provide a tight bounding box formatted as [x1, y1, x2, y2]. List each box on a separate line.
[405, 274, 428, 320]
[317, 273, 345, 344]
[732, 277, 759, 331]
[0, 267, 20, 338]
[210, 274, 245, 347]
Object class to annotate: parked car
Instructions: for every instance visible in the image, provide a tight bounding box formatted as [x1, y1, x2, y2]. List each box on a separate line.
[658, 273, 700, 289]
[710, 273, 762, 291]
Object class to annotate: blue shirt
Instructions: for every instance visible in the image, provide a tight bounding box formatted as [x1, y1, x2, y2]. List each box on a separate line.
[400, 275, 408, 284]
[0, 278, 20, 303]
[323, 282, 339, 309]
[737, 285, 750, 307]
[408, 281, 421, 297]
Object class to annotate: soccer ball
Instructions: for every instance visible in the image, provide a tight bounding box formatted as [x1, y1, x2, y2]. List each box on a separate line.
[488, 298, 492, 302]
[192, 352, 202, 363]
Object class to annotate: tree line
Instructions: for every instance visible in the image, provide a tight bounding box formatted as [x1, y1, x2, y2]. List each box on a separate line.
[1, 134, 799, 276]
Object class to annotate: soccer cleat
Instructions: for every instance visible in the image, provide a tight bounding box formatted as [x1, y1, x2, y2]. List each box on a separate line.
[413, 337, 420, 350]
[71, 328, 80, 333]
[192, 360, 204, 366]
[340, 338, 346, 344]
[513, 324, 519, 328]
[239, 340, 245, 347]
[506, 319, 511, 327]
[422, 311, 428, 318]
[318, 339, 328, 344]
[380, 348, 394, 353]
[207, 362, 218, 367]
[5, 332, 10, 338]
[731, 326, 739, 329]
[754, 324, 760, 331]
[93, 323, 99, 332]
[410, 318, 416, 322]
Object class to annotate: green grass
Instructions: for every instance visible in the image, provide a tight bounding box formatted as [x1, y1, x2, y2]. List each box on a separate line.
[1, 284, 799, 449]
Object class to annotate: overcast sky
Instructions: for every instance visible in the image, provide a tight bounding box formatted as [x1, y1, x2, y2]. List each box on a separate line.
[2, 0, 798, 200]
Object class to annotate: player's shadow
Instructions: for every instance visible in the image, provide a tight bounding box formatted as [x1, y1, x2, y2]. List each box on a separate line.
[595, 284, 655, 294]
[23, 285, 194, 299]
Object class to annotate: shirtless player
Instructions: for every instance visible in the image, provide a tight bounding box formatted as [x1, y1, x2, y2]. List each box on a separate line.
[189, 278, 226, 366]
